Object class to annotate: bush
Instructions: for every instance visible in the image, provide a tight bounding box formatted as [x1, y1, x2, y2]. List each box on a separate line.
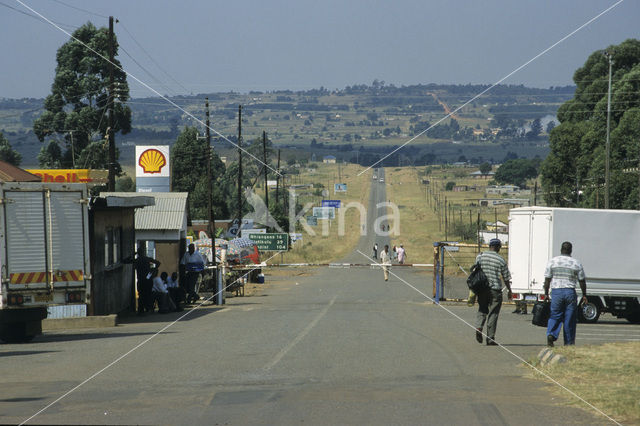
[445, 181, 456, 191]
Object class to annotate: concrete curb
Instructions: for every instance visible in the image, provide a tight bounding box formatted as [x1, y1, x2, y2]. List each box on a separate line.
[42, 314, 117, 331]
[537, 347, 567, 366]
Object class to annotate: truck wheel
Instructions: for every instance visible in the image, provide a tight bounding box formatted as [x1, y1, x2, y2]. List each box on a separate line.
[578, 300, 600, 323]
[0, 328, 35, 343]
[625, 310, 640, 324]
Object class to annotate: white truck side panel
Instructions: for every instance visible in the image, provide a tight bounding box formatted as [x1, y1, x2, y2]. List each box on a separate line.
[509, 207, 640, 297]
[48, 190, 86, 288]
[5, 191, 48, 288]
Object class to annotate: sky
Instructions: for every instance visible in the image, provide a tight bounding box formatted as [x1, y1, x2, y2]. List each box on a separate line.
[1, 0, 639, 99]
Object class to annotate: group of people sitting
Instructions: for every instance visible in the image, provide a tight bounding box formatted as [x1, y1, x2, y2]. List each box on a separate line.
[151, 270, 185, 314]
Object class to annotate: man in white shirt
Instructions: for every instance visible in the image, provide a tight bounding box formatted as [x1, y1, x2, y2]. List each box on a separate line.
[181, 244, 205, 303]
[380, 245, 391, 281]
[151, 271, 176, 313]
[543, 241, 587, 347]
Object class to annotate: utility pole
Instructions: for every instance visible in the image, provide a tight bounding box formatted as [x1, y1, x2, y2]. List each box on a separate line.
[262, 131, 269, 210]
[107, 16, 116, 191]
[205, 98, 214, 240]
[604, 50, 613, 209]
[237, 105, 243, 223]
[276, 149, 281, 205]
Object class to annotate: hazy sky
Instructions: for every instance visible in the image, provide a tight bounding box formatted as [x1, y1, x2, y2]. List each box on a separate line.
[1, 0, 639, 99]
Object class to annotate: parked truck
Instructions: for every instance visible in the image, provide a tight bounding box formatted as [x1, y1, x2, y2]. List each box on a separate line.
[508, 206, 640, 324]
[0, 182, 91, 342]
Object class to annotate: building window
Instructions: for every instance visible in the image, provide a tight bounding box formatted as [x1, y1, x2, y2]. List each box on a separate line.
[105, 227, 123, 268]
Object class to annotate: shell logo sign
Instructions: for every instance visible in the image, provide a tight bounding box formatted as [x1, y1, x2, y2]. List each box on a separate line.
[138, 149, 167, 174]
[135, 145, 170, 178]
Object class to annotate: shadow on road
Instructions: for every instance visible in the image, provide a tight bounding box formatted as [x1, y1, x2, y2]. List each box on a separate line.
[0, 350, 60, 357]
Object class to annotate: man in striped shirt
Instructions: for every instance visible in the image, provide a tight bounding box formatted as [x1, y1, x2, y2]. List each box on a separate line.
[475, 238, 512, 346]
[544, 241, 587, 347]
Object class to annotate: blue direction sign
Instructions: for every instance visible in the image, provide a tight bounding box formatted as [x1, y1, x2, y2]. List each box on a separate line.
[322, 199, 341, 209]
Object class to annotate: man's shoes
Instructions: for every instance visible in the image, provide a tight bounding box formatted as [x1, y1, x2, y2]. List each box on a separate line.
[475, 328, 483, 344]
[519, 311, 528, 315]
[486, 338, 498, 346]
[512, 309, 521, 314]
[547, 335, 555, 347]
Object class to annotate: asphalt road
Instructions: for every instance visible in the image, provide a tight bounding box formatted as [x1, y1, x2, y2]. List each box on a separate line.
[0, 172, 626, 425]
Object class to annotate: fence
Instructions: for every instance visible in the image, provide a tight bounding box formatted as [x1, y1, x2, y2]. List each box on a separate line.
[433, 242, 509, 302]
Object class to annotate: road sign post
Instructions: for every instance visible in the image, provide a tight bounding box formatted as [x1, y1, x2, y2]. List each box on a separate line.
[248, 233, 289, 251]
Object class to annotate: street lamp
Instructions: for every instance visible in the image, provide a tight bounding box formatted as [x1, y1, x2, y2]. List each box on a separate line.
[603, 50, 613, 209]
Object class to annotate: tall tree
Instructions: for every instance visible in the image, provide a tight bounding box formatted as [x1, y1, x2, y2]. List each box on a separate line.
[0, 132, 22, 166]
[171, 127, 228, 219]
[33, 22, 131, 170]
[542, 39, 640, 208]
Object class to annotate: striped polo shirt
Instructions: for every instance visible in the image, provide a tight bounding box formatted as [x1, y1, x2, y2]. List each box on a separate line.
[476, 251, 511, 290]
[544, 255, 585, 289]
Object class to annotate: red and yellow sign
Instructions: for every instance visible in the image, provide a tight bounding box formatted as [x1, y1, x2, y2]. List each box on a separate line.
[26, 169, 108, 184]
[138, 148, 167, 174]
[10, 270, 83, 284]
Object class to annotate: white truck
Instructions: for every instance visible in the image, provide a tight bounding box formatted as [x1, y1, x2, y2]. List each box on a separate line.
[0, 182, 91, 342]
[508, 206, 640, 324]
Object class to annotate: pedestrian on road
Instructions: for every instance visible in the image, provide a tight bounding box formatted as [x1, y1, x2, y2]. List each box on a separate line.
[124, 243, 160, 315]
[475, 238, 512, 346]
[380, 244, 391, 281]
[181, 243, 205, 303]
[397, 244, 406, 264]
[543, 241, 587, 347]
[373, 243, 378, 259]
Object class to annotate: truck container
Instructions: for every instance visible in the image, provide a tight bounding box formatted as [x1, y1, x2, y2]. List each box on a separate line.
[508, 206, 640, 323]
[0, 182, 91, 342]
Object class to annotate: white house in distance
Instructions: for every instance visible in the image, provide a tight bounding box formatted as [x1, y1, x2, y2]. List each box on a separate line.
[323, 155, 336, 164]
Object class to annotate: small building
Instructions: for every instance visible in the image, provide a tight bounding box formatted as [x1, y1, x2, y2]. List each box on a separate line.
[486, 185, 520, 195]
[486, 220, 508, 233]
[452, 185, 468, 192]
[0, 160, 41, 182]
[470, 170, 495, 179]
[322, 155, 337, 164]
[106, 192, 188, 276]
[88, 194, 154, 315]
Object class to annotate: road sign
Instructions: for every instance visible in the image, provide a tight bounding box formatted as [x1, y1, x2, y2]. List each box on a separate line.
[334, 183, 347, 193]
[307, 216, 318, 226]
[248, 233, 289, 251]
[313, 206, 335, 219]
[322, 199, 341, 208]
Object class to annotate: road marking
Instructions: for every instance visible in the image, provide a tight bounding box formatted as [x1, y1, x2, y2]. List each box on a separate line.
[263, 294, 337, 371]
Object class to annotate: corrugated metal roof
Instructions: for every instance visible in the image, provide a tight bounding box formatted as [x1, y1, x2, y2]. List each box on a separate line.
[0, 161, 41, 182]
[103, 192, 188, 230]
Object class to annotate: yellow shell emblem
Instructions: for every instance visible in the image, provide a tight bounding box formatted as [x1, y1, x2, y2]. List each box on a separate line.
[138, 149, 167, 174]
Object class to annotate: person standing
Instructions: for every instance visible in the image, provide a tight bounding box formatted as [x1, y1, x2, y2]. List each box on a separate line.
[543, 241, 587, 347]
[373, 243, 378, 259]
[397, 244, 406, 264]
[181, 243, 205, 303]
[124, 243, 160, 315]
[475, 238, 512, 346]
[380, 244, 391, 281]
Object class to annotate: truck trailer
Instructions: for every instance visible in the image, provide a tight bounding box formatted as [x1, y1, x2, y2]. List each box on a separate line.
[508, 206, 640, 323]
[0, 182, 91, 342]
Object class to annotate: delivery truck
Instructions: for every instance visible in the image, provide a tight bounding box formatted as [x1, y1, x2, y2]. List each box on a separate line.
[0, 182, 91, 342]
[508, 206, 640, 324]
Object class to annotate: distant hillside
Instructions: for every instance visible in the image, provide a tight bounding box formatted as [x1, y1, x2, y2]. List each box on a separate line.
[0, 83, 573, 166]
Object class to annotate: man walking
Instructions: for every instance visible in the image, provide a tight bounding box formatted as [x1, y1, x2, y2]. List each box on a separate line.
[380, 244, 391, 282]
[124, 243, 161, 315]
[373, 243, 378, 259]
[544, 241, 587, 347]
[475, 239, 512, 346]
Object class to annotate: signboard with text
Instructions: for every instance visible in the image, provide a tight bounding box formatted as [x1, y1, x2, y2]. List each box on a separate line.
[26, 169, 108, 184]
[322, 199, 341, 209]
[248, 233, 289, 251]
[306, 216, 318, 226]
[313, 206, 335, 219]
[136, 145, 170, 192]
[334, 183, 347, 193]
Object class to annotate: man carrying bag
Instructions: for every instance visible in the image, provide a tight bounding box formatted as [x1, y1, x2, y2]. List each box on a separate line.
[472, 239, 512, 346]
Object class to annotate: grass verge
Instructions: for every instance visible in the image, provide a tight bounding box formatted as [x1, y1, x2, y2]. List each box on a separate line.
[529, 342, 640, 424]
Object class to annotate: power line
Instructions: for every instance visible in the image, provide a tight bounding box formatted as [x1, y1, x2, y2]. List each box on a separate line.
[118, 21, 190, 94]
[118, 45, 175, 97]
[50, 0, 109, 19]
[0, 1, 77, 30]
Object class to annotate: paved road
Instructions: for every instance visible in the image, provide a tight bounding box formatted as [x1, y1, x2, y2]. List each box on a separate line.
[0, 173, 624, 425]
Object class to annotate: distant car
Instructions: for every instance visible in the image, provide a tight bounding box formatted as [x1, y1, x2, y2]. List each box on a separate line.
[379, 178, 384, 183]
[373, 175, 377, 180]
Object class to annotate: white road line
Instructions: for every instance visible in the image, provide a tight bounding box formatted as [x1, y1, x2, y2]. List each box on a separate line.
[263, 294, 337, 371]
